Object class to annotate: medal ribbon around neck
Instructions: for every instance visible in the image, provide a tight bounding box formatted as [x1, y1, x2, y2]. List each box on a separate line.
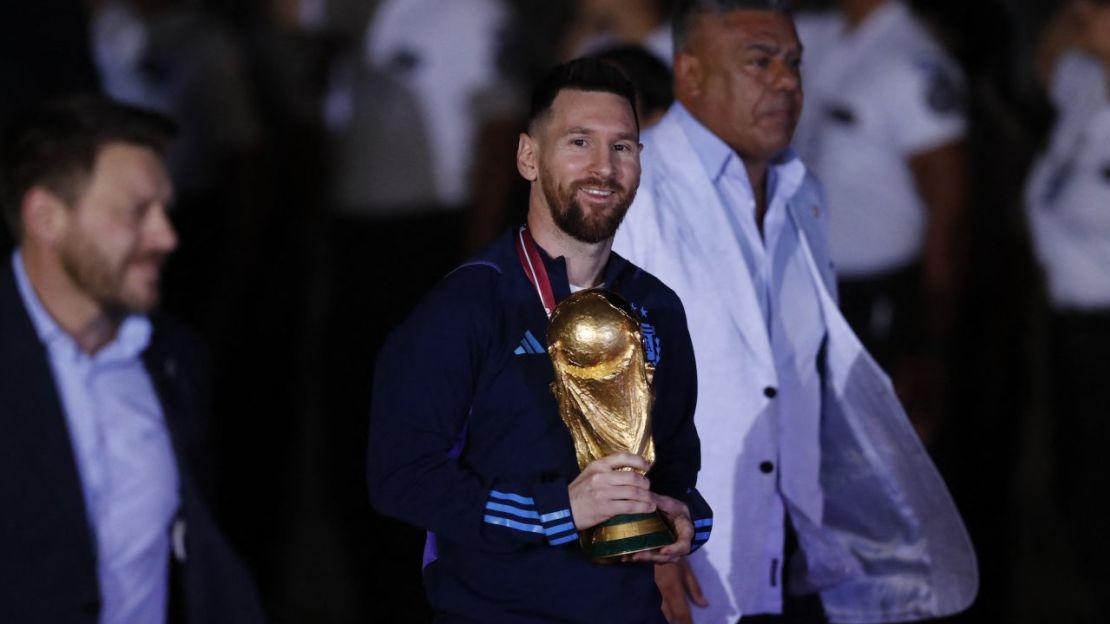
[514, 225, 556, 319]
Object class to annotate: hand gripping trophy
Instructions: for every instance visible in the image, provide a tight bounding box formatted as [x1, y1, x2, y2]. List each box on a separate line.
[547, 288, 675, 560]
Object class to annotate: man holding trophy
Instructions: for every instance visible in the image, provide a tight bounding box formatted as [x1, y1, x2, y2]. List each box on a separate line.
[368, 57, 712, 622]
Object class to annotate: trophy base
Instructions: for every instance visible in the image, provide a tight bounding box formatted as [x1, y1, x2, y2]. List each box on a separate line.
[586, 512, 675, 561]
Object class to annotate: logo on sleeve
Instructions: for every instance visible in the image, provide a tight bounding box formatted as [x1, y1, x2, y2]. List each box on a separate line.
[513, 330, 546, 356]
[641, 323, 661, 366]
[629, 303, 661, 366]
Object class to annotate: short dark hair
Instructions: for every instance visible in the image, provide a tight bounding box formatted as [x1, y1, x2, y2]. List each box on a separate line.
[673, 0, 792, 52]
[528, 57, 640, 134]
[0, 94, 177, 239]
[594, 46, 674, 121]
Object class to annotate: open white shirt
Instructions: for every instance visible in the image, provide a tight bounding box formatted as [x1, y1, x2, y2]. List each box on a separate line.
[672, 105, 827, 615]
[13, 250, 178, 624]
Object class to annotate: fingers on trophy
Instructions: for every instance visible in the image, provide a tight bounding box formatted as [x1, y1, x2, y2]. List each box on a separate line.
[548, 289, 675, 561]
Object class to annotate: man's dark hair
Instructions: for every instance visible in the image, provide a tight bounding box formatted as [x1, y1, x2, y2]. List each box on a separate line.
[673, 0, 792, 52]
[0, 94, 177, 239]
[594, 46, 674, 122]
[528, 57, 640, 134]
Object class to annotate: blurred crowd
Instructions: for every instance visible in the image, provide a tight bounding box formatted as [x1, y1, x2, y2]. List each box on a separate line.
[1, 0, 1108, 622]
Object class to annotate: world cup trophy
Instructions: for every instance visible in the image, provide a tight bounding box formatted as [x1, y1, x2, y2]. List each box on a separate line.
[547, 289, 675, 561]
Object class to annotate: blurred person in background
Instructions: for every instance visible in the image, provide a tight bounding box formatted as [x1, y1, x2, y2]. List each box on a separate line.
[596, 45, 676, 128]
[793, 0, 969, 442]
[0, 96, 264, 624]
[321, 0, 510, 368]
[562, 0, 677, 65]
[316, 1, 510, 619]
[614, 1, 977, 622]
[349, 0, 509, 214]
[91, 0, 260, 198]
[1025, 1, 1110, 620]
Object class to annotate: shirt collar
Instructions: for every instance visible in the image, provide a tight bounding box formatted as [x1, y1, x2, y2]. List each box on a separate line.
[672, 102, 808, 205]
[12, 248, 153, 361]
[674, 102, 734, 183]
[13, 248, 67, 347]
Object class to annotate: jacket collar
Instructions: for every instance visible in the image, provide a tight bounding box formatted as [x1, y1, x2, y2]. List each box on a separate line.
[672, 102, 808, 202]
[526, 231, 630, 303]
[0, 255, 97, 561]
[10, 249, 153, 362]
[642, 105, 817, 372]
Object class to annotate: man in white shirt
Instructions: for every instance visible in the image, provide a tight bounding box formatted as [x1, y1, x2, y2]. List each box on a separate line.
[0, 96, 263, 624]
[793, 0, 968, 439]
[1026, 1, 1110, 618]
[615, 1, 977, 622]
[361, 0, 508, 211]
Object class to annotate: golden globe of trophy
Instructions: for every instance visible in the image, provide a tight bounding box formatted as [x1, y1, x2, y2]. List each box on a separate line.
[547, 289, 675, 561]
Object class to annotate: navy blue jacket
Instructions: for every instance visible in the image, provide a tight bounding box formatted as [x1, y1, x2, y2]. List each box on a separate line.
[368, 228, 711, 623]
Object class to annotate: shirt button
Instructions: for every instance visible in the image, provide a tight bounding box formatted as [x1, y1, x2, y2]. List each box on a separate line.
[759, 461, 774, 474]
[763, 386, 778, 399]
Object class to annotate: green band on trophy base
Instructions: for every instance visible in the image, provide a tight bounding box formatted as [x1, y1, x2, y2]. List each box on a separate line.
[588, 512, 675, 560]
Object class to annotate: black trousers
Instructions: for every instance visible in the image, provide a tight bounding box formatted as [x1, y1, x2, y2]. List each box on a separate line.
[837, 264, 923, 371]
[1048, 308, 1110, 588]
[737, 594, 826, 624]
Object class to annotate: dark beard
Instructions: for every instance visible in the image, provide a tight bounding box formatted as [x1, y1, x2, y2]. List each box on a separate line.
[59, 228, 164, 314]
[544, 176, 635, 244]
[59, 228, 127, 311]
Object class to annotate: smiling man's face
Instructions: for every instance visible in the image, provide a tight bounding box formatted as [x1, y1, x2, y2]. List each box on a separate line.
[531, 89, 642, 244]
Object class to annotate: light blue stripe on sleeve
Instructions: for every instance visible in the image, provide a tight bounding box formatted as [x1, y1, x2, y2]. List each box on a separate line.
[694, 531, 711, 541]
[694, 518, 713, 528]
[540, 509, 571, 523]
[485, 502, 540, 519]
[483, 515, 544, 534]
[543, 521, 576, 536]
[489, 490, 535, 506]
[550, 533, 579, 546]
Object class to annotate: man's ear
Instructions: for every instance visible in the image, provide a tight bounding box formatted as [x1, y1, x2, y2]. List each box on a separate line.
[517, 132, 539, 182]
[22, 187, 70, 245]
[673, 52, 703, 103]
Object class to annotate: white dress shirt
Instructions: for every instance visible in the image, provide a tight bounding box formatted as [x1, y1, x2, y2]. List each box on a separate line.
[366, 0, 508, 208]
[794, 1, 967, 277]
[13, 250, 179, 624]
[658, 105, 828, 615]
[615, 104, 978, 623]
[1026, 51, 1110, 309]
